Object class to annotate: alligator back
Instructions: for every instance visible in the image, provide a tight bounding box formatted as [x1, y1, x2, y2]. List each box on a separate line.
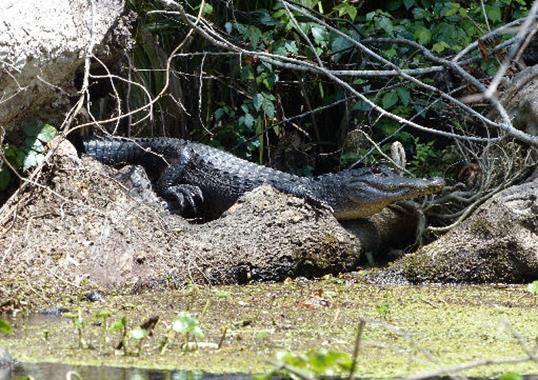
[82, 136, 314, 217]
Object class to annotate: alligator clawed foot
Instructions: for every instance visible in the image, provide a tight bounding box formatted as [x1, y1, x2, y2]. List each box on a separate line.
[166, 184, 204, 214]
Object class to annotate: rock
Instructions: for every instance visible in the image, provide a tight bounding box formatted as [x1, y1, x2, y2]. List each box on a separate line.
[0, 0, 126, 128]
[0, 348, 16, 369]
[379, 176, 538, 283]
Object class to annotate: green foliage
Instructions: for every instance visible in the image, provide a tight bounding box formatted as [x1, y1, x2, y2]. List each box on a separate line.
[0, 319, 13, 334]
[527, 280, 538, 295]
[408, 137, 457, 178]
[0, 120, 58, 191]
[500, 371, 524, 380]
[375, 302, 391, 318]
[172, 311, 204, 339]
[124, 0, 529, 174]
[64, 310, 87, 349]
[265, 350, 353, 379]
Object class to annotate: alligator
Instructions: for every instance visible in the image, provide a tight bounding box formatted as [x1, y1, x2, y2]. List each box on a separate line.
[82, 136, 445, 220]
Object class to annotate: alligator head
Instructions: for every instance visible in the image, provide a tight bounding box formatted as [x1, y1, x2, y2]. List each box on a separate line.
[330, 166, 445, 220]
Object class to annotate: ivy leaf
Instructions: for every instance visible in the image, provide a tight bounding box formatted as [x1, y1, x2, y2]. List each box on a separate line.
[262, 99, 275, 118]
[382, 90, 399, 109]
[403, 0, 415, 10]
[414, 26, 431, 45]
[240, 113, 255, 128]
[259, 10, 277, 26]
[284, 41, 298, 55]
[253, 93, 264, 111]
[377, 17, 394, 36]
[335, 3, 357, 21]
[5, 145, 24, 169]
[36, 124, 57, 143]
[110, 318, 126, 332]
[0, 169, 11, 191]
[246, 26, 262, 48]
[214, 108, 225, 121]
[23, 150, 45, 171]
[397, 87, 410, 107]
[432, 41, 450, 53]
[485, 5, 501, 23]
[352, 101, 372, 112]
[311, 26, 328, 45]
[201, 3, 213, 16]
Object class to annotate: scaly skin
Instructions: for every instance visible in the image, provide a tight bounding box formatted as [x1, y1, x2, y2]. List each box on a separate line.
[82, 136, 445, 220]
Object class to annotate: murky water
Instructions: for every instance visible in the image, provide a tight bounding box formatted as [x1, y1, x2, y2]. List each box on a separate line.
[3, 362, 252, 380]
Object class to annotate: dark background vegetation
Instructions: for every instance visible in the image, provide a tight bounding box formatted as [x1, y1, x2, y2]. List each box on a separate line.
[0, 0, 531, 207]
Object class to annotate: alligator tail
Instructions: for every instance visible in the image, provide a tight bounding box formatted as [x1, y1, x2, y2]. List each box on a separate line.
[82, 136, 155, 165]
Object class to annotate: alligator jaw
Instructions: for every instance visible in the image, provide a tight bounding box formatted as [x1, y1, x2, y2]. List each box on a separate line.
[333, 170, 445, 220]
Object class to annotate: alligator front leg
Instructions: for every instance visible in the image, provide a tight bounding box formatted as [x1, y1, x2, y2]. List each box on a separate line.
[270, 181, 334, 213]
[155, 150, 204, 215]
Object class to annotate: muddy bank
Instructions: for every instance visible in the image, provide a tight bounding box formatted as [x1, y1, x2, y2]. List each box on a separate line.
[0, 141, 365, 302]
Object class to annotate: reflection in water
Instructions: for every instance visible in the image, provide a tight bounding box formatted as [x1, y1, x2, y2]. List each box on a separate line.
[4, 362, 252, 380]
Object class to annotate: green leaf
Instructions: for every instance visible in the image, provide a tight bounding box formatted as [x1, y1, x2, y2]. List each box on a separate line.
[246, 26, 262, 48]
[485, 5, 501, 23]
[352, 101, 372, 112]
[500, 372, 523, 380]
[527, 280, 538, 295]
[444, 2, 461, 17]
[214, 108, 225, 121]
[262, 98, 275, 118]
[172, 312, 204, 338]
[110, 318, 126, 331]
[253, 93, 264, 111]
[24, 138, 44, 153]
[414, 26, 431, 45]
[22, 150, 44, 171]
[243, 113, 255, 128]
[284, 41, 298, 55]
[432, 41, 450, 53]
[93, 310, 112, 319]
[37, 124, 57, 143]
[397, 87, 410, 107]
[0, 169, 11, 191]
[201, 3, 213, 16]
[311, 26, 328, 45]
[403, 0, 415, 9]
[382, 90, 399, 109]
[129, 327, 148, 340]
[335, 3, 357, 21]
[0, 319, 13, 334]
[259, 11, 277, 26]
[377, 17, 394, 35]
[22, 119, 42, 137]
[5, 145, 24, 169]
[192, 326, 204, 339]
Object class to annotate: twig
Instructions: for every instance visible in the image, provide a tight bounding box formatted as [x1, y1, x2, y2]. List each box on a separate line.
[348, 320, 365, 380]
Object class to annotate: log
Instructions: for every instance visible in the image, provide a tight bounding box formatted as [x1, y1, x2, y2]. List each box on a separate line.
[0, 139, 423, 299]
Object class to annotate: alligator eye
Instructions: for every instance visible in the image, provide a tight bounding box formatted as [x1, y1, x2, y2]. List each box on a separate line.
[371, 166, 382, 175]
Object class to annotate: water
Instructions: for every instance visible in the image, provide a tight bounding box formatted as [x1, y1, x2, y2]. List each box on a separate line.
[3, 362, 253, 380]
